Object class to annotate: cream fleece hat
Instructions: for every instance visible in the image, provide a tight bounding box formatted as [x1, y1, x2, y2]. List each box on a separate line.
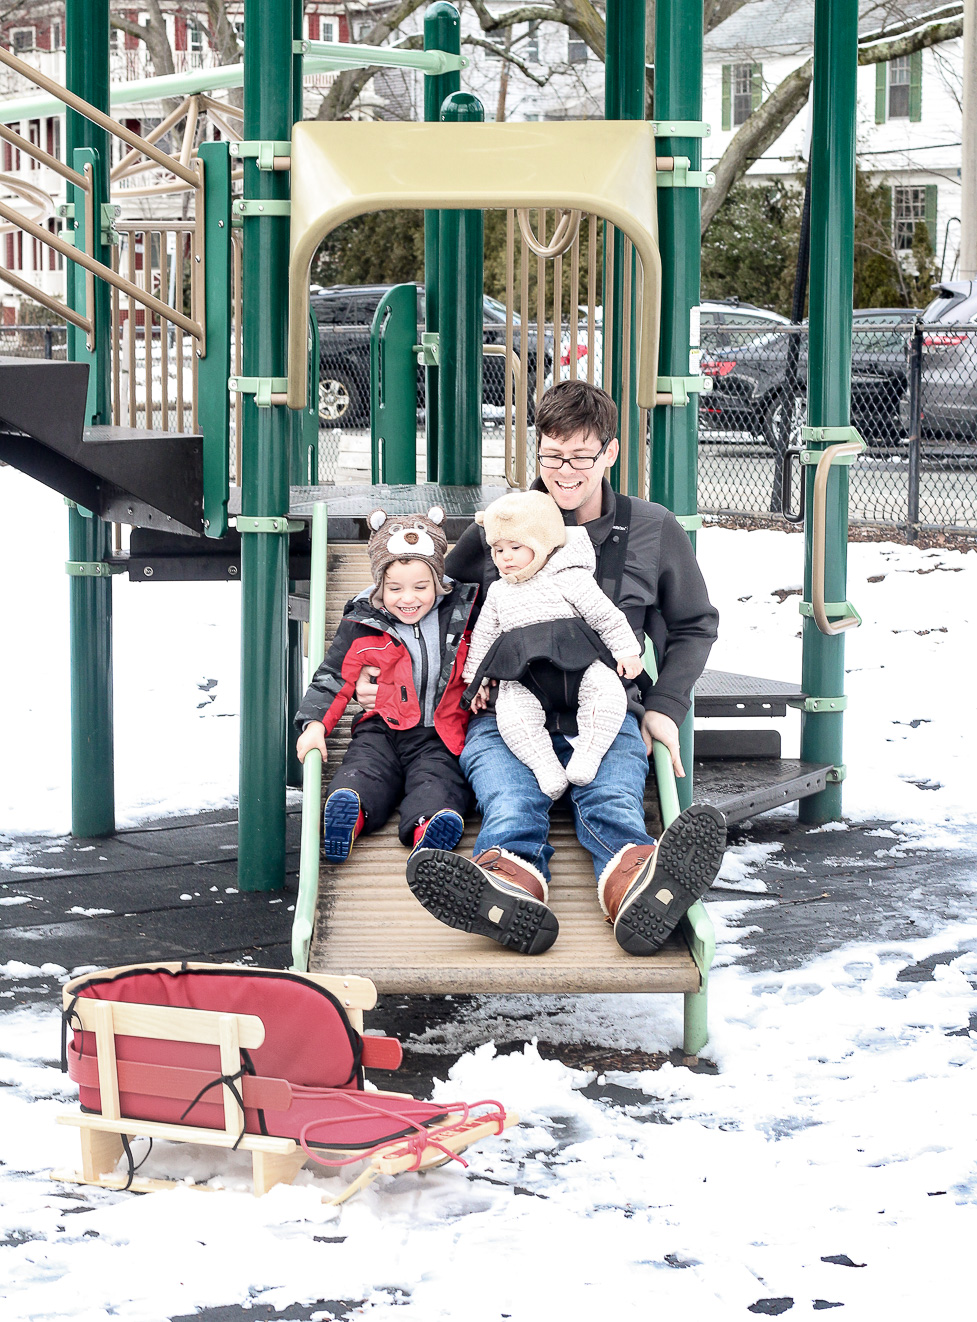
[367, 506, 449, 606]
[475, 490, 566, 583]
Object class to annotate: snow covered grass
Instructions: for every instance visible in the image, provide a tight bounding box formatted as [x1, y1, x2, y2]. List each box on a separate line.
[0, 932, 974, 1320]
[1, 470, 976, 1318]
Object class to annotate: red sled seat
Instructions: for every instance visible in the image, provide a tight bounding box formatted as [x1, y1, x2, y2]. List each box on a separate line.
[56, 961, 516, 1202]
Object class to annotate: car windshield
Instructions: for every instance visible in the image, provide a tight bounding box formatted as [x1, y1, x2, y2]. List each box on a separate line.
[483, 294, 520, 325]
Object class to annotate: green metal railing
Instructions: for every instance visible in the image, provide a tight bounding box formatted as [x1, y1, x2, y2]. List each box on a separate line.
[293, 501, 329, 971]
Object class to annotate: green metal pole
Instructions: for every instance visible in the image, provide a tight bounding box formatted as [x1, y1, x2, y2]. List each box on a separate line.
[238, 0, 294, 890]
[799, 0, 858, 825]
[652, 0, 704, 811]
[438, 91, 483, 486]
[604, 0, 644, 495]
[285, 0, 306, 793]
[66, 0, 114, 837]
[423, 3, 461, 481]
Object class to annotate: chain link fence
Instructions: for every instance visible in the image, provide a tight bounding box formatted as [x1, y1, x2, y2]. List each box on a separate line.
[315, 316, 543, 486]
[0, 325, 67, 359]
[698, 323, 977, 538]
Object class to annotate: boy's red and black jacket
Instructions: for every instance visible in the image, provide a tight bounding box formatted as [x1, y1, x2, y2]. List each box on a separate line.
[294, 583, 477, 755]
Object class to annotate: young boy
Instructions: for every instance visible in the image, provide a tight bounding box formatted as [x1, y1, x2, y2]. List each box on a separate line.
[295, 506, 475, 863]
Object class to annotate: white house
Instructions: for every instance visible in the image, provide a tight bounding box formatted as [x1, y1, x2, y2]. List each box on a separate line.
[703, 0, 965, 280]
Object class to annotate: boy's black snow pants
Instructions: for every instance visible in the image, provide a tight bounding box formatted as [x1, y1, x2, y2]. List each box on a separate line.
[327, 720, 471, 846]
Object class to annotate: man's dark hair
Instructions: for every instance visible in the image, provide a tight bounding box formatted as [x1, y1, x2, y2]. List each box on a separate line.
[535, 379, 618, 444]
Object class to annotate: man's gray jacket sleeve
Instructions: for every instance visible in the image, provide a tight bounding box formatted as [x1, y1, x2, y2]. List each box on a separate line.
[640, 511, 719, 726]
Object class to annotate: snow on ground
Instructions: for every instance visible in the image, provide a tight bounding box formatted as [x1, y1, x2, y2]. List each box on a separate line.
[2, 470, 976, 1318]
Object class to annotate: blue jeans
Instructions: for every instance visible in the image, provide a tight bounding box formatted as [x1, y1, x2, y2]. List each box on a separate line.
[459, 712, 656, 882]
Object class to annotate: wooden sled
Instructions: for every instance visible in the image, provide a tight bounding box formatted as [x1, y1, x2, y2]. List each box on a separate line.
[54, 961, 516, 1203]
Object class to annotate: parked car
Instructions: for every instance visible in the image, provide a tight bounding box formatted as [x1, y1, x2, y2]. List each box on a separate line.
[898, 280, 977, 445]
[311, 283, 551, 426]
[549, 298, 790, 391]
[700, 306, 920, 448]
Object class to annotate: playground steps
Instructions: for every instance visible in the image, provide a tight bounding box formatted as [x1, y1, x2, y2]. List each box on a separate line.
[0, 357, 203, 534]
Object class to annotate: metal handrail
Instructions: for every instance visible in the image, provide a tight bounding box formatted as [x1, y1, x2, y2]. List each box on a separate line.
[0, 261, 90, 333]
[0, 194, 202, 339]
[0, 45, 200, 189]
[292, 501, 329, 972]
[0, 120, 88, 191]
[810, 441, 864, 635]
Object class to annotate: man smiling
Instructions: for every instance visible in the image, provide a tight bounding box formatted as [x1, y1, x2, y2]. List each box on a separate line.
[401, 380, 726, 956]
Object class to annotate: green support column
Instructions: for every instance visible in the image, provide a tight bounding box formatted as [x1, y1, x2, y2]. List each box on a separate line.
[437, 91, 483, 486]
[423, 3, 461, 481]
[799, 0, 858, 824]
[652, 0, 704, 809]
[238, 0, 294, 890]
[285, 0, 306, 793]
[66, 0, 114, 837]
[604, 0, 644, 494]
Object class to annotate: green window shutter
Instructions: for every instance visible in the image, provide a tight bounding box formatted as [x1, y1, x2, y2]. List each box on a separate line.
[875, 62, 886, 124]
[923, 184, 938, 251]
[751, 63, 763, 112]
[722, 65, 731, 131]
[909, 49, 922, 122]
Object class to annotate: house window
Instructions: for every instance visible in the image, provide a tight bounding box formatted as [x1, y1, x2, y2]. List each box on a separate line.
[51, 21, 63, 50]
[28, 120, 41, 169]
[11, 27, 36, 53]
[876, 51, 922, 123]
[188, 19, 205, 66]
[524, 22, 540, 64]
[567, 34, 587, 64]
[354, 21, 372, 41]
[722, 63, 762, 129]
[888, 56, 911, 118]
[321, 20, 336, 43]
[893, 185, 936, 252]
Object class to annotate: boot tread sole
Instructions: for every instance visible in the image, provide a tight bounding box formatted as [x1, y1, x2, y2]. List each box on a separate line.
[614, 804, 726, 957]
[407, 849, 559, 956]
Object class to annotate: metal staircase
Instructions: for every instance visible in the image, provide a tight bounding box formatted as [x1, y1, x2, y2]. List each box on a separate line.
[0, 358, 204, 535]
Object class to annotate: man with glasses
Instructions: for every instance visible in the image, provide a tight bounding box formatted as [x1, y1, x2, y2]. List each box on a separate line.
[373, 380, 724, 956]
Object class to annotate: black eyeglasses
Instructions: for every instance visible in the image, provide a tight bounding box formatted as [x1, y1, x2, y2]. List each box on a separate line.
[537, 437, 612, 471]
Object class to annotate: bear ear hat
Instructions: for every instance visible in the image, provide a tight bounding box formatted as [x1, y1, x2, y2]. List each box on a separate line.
[367, 509, 388, 532]
[474, 511, 485, 527]
[427, 505, 445, 526]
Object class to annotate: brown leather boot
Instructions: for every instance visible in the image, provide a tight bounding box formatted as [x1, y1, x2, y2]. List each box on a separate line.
[598, 804, 726, 955]
[406, 846, 559, 955]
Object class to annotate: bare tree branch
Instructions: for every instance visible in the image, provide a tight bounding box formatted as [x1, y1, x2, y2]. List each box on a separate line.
[463, 35, 549, 87]
[316, 0, 430, 120]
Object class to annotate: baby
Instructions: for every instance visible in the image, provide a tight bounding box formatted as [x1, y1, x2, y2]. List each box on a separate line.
[462, 490, 643, 799]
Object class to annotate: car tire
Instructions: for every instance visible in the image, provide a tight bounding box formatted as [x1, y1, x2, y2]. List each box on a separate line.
[763, 392, 805, 450]
[319, 369, 365, 426]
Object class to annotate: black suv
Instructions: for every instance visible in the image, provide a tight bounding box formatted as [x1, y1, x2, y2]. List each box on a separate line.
[311, 283, 552, 426]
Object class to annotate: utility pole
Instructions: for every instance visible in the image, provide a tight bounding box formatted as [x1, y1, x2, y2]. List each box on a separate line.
[960, 0, 977, 278]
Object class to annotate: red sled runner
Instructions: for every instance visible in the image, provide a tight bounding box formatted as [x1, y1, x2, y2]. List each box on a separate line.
[55, 962, 516, 1203]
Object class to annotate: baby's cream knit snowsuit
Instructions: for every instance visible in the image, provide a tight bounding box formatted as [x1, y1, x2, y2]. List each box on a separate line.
[463, 526, 642, 798]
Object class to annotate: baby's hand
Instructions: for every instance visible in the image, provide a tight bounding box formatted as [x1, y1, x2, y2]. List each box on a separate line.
[296, 721, 327, 764]
[617, 655, 643, 680]
[470, 681, 492, 713]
